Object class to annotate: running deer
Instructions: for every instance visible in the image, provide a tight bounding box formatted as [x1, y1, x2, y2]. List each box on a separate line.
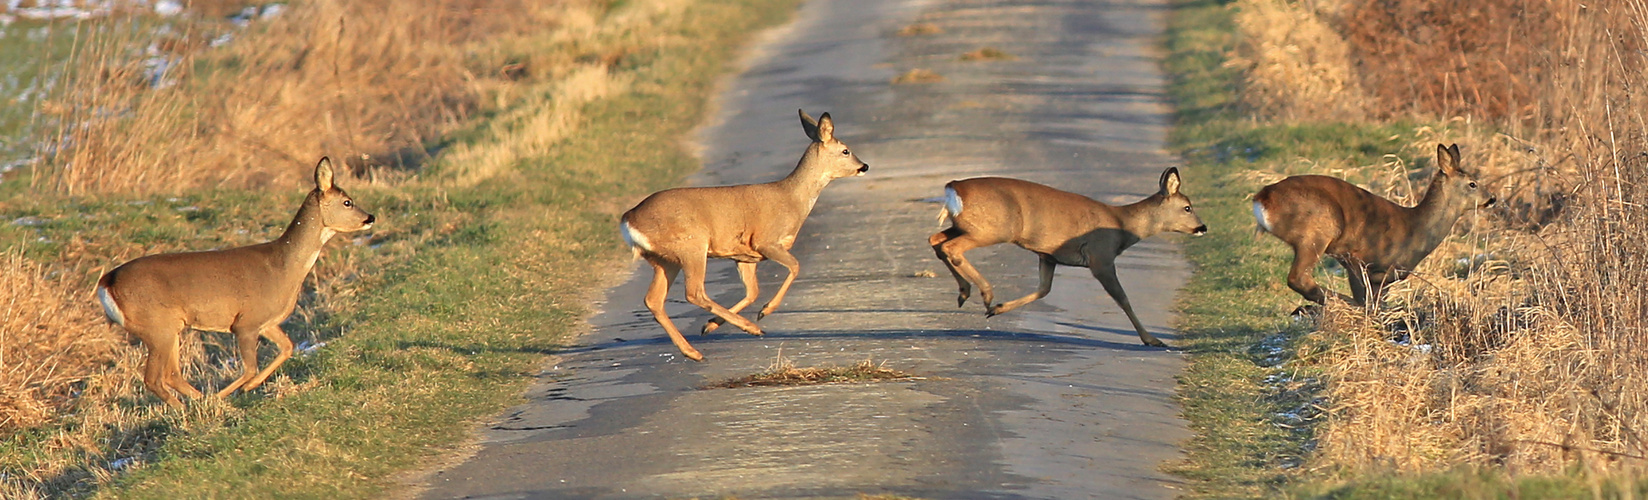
[96, 158, 375, 407]
[929, 168, 1207, 347]
[1252, 143, 1495, 312]
[620, 109, 868, 361]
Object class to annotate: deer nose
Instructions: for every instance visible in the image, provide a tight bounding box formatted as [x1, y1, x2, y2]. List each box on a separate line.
[1481, 197, 1497, 208]
[1193, 224, 1208, 236]
[858, 163, 870, 173]
[363, 214, 376, 225]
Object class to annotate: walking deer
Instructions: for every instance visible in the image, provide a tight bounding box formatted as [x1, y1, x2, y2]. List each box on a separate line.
[1252, 143, 1495, 312]
[96, 158, 375, 407]
[929, 168, 1207, 347]
[620, 109, 868, 361]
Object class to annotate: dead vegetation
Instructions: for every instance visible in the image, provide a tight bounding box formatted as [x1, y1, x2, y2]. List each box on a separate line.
[0, 0, 682, 494]
[707, 351, 917, 389]
[959, 47, 1013, 61]
[891, 68, 943, 84]
[1229, 0, 1648, 480]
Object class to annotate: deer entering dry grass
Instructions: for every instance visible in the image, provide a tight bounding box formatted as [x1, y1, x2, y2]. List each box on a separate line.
[1253, 143, 1495, 313]
[620, 110, 869, 361]
[929, 168, 1207, 347]
[95, 158, 375, 407]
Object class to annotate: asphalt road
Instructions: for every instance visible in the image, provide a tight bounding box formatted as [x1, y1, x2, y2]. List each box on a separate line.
[418, 0, 1193, 497]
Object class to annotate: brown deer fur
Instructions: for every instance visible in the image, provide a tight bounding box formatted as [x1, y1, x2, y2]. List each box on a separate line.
[620, 110, 868, 361]
[929, 168, 1207, 347]
[1253, 143, 1495, 310]
[96, 158, 375, 407]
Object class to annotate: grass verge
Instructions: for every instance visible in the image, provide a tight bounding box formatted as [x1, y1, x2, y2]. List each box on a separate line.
[1163, 0, 1648, 497]
[0, 0, 801, 497]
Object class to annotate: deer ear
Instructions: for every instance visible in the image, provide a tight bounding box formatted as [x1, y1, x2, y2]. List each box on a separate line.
[1437, 143, 1461, 175]
[799, 109, 821, 142]
[1159, 167, 1182, 195]
[817, 112, 835, 142]
[315, 157, 335, 191]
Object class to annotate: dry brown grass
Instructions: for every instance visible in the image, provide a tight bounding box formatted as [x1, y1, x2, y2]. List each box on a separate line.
[0, 251, 112, 431]
[959, 47, 1013, 61]
[1232, 0, 1648, 480]
[33, 0, 591, 195]
[1227, 0, 1369, 121]
[891, 68, 943, 84]
[706, 351, 917, 389]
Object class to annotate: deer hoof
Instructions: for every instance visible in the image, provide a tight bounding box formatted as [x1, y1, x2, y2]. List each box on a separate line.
[683, 350, 705, 361]
[956, 293, 969, 307]
[1142, 338, 1168, 348]
[701, 319, 722, 335]
[756, 311, 768, 321]
[1290, 305, 1323, 318]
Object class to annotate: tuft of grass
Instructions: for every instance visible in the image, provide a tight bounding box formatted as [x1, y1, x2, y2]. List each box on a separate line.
[707, 351, 917, 389]
[958, 47, 1014, 61]
[891, 68, 943, 84]
[896, 22, 942, 36]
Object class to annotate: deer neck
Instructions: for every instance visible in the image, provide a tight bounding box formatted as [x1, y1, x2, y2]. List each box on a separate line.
[1409, 178, 1462, 253]
[1112, 196, 1163, 241]
[776, 157, 835, 213]
[272, 196, 337, 273]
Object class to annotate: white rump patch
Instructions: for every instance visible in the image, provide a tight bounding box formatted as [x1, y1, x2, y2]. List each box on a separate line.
[1252, 201, 1273, 233]
[96, 285, 126, 326]
[943, 186, 963, 218]
[620, 220, 653, 253]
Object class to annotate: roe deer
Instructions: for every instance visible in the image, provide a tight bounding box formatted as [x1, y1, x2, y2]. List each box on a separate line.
[929, 168, 1207, 347]
[1252, 143, 1495, 312]
[620, 109, 869, 361]
[96, 158, 375, 407]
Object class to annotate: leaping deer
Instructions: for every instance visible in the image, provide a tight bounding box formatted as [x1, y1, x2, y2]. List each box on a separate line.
[96, 158, 375, 407]
[929, 168, 1207, 347]
[620, 109, 869, 361]
[1252, 143, 1495, 313]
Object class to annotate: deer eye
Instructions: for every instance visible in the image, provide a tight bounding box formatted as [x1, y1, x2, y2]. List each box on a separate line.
[842, 149, 851, 155]
[1468, 182, 1478, 189]
[343, 200, 354, 207]
[1182, 206, 1193, 213]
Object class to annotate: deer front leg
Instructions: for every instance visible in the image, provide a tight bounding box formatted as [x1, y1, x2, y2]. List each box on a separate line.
[242, 325, 295, 391]
[703, 261, 760, 335]
[988, 254, 1056, 317]
[643, 260, 702, 361]
[680, 256, 764, 336]
[217, 324, 264, 398]
[930, 227, 972, 307]
[1089, 258, 1167, 347]
[754, 245, 800, 320]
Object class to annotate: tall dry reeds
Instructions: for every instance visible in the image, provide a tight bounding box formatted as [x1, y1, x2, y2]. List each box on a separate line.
[1236, 0, 1648, 478]
[35, 0, 575, 195]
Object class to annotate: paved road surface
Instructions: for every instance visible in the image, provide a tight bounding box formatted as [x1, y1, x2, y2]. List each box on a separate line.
[420, 0, 1193, 497]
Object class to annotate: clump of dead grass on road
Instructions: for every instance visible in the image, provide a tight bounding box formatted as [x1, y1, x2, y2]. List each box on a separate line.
[708, 351, 916, 389]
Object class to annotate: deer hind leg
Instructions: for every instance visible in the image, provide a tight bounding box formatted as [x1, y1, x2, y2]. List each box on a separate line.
[1344, 261, 1373, 308]
[1286, 238, 1333, 306]
[702, 261, 760, 335]
[643, 260, 703, 361]
[680, 255, 764, 336]
[136, 321, 187, 407]
[988, 254, 1056, 317]
[217, 325, 264, 398]
[1088, 258, 1167, 347]
[936, 231, 996, 313]
[162, 330, 203, 400]
[242, 325, 294, 391]
[930, 227, 973, 307]
[754, 245, 800, 320]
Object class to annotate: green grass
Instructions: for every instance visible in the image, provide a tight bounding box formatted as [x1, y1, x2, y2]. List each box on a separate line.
[0, 20, 79, 187]
[0, 0, 801, 497]
[1162, 0, 1648, 498]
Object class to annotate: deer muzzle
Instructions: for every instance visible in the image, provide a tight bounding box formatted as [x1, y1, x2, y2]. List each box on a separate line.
[1192, 224, 1208, 236]
[363, 214, 377, 226]
[1480, 197, 1497, 208]
[857, 163, 870, 175]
